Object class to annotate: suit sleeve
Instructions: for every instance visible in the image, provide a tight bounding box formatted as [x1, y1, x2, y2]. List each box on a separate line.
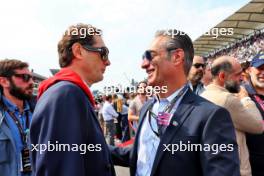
[30, 84, 91, 176]
[200, 107, 240, 176]
[108, 145, 131, 167]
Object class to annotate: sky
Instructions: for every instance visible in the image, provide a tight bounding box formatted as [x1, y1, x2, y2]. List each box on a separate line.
[0, 0, 250, 91]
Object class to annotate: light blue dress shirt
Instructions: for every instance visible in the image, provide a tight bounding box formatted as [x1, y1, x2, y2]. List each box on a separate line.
[136, 85, 187, 176]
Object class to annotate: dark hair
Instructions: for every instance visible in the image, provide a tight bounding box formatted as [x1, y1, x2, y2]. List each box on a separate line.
[0, 59, 29, 77]
[155, 29, 194, 76]
[105, 94, 112, 101]
[0, 59, 29, 92]
[58, 23, 102, 67]
[241, 61, 250, 72]
[211, 61, 233, 78]
[136, 80, 147, 90]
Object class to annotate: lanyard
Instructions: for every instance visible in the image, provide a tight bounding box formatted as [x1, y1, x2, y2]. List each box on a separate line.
[4, 106, 29, 145]
[254, 95, 264, 111]
[147, 84, 189, 137]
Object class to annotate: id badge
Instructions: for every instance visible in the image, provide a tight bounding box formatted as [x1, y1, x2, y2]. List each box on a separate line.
[157, 112, 172, 126]
[20, 148, 32, 173]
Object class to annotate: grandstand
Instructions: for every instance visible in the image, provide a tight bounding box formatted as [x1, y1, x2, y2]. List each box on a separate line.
[32, 71, 47, 96]
[193, 0, 264, 62]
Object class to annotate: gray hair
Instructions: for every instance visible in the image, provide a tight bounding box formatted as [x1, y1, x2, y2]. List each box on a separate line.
[155, 29, 194, 76]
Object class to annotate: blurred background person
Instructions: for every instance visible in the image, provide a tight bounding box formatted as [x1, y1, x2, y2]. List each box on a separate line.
[244, 52, 264, 176]
[201, 60, 213, 86]
[103, 94, 119, 145]
[0, 59, 34, 176]
[128, 81, 148, 136]
[201, 56, 264, 176]
[188, 55, 206, 95]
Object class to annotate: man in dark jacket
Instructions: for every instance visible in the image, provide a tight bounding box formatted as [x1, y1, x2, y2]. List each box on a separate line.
[30, 23, 115, 176]
[244, 52, 264, 176]
[110, 29, 240, 176]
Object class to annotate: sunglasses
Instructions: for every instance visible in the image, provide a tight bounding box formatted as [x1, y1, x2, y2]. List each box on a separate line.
[82, 45, 109, 61]
[12, 73, 33, 82]
[193, 63, 205, 69]
[143, 47, 179, 61]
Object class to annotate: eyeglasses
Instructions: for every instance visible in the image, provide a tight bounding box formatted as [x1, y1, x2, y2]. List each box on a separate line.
[143, 47, 179, 62]
[12, 73, 33, 82]
[82, 45, 109, 61]
[193, 63, 205, 69]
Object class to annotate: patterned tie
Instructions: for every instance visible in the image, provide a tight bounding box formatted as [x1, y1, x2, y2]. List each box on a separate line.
[157, 99, 170, 136]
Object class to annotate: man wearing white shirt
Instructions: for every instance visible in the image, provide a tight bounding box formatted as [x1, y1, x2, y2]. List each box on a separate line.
[109, 29, 240, 176]
[103, 95, 119, 145]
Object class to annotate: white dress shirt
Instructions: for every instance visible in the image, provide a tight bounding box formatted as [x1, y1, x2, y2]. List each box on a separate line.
[102, 101, 119, 121]
[136, 85, 187, 176]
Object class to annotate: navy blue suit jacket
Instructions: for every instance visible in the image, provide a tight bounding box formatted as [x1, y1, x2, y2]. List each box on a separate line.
[30, 81, 115, 176]
[110, 89, 240, 176]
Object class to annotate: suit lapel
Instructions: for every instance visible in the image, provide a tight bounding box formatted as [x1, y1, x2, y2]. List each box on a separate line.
[150, 90, 196, 176]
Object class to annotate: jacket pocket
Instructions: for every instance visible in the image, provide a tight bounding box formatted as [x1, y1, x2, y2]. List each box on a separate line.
[0, 132, 11, 163]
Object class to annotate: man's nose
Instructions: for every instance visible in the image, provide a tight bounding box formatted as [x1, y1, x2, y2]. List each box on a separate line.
[104, 59, 111, 66]
[141, 58, 150, 69]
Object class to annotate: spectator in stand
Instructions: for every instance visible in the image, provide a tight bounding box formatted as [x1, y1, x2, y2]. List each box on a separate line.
[206, 30, 264, 63]
[244, 52, 264, 176]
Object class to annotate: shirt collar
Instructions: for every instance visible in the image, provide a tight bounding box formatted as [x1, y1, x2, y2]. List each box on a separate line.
[2, 96, 30, 112]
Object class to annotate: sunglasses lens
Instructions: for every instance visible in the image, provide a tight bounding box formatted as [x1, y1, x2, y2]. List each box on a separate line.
[194, 64, 205, 69]
[143, 51, 152, 61]
[24, 75, 31, 82]
[13, 74, 32, 82]
[101, 47, 109, 61]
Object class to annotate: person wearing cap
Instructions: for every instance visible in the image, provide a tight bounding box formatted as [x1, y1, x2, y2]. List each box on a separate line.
[30, 24, 115, 176]
[201, 55, 264, 176]
[244, 51, 264, 176]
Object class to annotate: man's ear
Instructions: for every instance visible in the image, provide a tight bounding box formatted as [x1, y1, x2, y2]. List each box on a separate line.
[171, 49, 185, 66]
[71, 43, 83, 60]
[0, 77, 10, 88]
[219, 71, 226, 82]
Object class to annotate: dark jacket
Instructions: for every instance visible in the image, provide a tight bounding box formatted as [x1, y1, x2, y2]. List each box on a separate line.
[30, 81, 115, 176]
[244, 82, 264, 176]
[110, 89, 240, 176]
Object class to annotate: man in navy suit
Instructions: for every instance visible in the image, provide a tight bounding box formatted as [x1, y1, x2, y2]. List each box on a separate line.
[30, 23, 115, 176]
[110, 29, 240, 176]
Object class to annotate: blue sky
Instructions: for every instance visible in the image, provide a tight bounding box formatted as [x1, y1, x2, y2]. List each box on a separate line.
[0, 0, 250, 91]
